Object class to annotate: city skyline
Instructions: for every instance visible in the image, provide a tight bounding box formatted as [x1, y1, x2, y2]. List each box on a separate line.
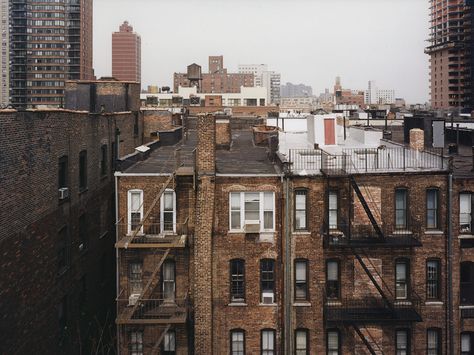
[93, 0, 429, 104]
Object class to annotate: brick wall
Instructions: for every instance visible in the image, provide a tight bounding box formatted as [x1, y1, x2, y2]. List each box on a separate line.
[0, 109, 143, 354]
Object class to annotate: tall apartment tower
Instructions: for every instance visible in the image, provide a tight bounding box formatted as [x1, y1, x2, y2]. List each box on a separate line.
[209, 55, 224, 74]
[425, 0, 474, 110]
[112, 21, 141, 83]
[9, 0, 93, 108]
[0, 0, 9, 107]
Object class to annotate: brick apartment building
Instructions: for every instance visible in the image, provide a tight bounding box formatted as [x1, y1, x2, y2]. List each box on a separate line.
[113, 112, 474, 354]
[173, 56, 254, 94]
[0, 81, 145, 354]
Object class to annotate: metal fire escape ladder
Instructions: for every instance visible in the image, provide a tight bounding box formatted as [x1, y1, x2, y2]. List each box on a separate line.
[352, 249, 394, 312]
[352, 324, 378, 355]
[150, 324, 171, 355]
[349, 175, 385, 241]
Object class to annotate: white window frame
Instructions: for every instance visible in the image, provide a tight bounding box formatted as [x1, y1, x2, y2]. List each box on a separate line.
[229, 192, 275, 232]
[160, 189, 176, 234]
[127, 189, 144, 235]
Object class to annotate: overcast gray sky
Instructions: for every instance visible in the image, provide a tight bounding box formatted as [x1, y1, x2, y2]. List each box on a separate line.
[93, 0, 429, 104]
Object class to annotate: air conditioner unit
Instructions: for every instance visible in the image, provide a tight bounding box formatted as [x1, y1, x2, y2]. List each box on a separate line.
[244, 221, 260, 234]
[262, 291, 274, 304]
[58, 187, 69, 200]
[128, 294, 141, 306]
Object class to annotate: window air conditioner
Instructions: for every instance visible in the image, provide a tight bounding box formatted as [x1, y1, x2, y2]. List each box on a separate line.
[128, 293, 141, 306]
[262, 291, 274, 304]
[244, 221, 260, 234]
[58, 187, 69, 200]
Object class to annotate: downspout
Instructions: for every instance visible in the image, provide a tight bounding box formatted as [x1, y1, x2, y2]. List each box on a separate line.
[447, 170, 454, 355]
[284, 174, 292, 355]
[115, 174, 120, 354]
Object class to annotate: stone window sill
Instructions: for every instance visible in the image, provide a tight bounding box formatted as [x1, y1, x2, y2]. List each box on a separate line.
[228, 302, 247, 307]
[459, 234, 474, 239]
[292, 231, 311, 235]
[393, 230, 413, 235]
[424, 230, 444, 235]
[259, 303, 277, 307]
[425, 301, 443, 306]
[293, 302, 311, 307]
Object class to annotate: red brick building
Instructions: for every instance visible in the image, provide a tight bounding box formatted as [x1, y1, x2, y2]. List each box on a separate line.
[112, 21, 142, 83]
[114, 113, 474, 354]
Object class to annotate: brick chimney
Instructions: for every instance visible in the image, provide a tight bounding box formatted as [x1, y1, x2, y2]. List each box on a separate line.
[196, 114, 216, 174]
[409, 128, 424, 151]
[215, 117, 231, 149]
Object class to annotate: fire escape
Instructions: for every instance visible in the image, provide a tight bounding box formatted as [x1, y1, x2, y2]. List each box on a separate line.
[322, 165, 422, 354]
[115, 172, 191, 354]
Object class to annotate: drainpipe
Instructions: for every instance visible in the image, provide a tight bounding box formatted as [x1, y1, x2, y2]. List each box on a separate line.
[284, 174, 292, 355]
[115, 174, 120, 355]
[447, 170, 454, 355]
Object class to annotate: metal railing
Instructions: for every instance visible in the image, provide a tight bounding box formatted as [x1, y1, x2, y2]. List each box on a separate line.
[289, 147, 449, 174]
[117, 219, 189, 244]
[117, 297, 189, 323]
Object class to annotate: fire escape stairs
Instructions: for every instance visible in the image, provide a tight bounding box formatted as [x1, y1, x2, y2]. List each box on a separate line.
[351, 323, 385, 355]
[349, 175, 385, 241]
[150, 324, 171, 355]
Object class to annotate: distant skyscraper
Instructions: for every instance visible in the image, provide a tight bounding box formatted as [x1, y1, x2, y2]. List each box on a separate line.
[112, 21, 141, 82]
[280, 82, 313, 98]
[426, 0, 474, 110]
[0, 0, 9, 106]
[238, 64, 281, 104]
[9, 0, 94, 108]
[209, 55, 224, 74]
[365, 81, 395, 105]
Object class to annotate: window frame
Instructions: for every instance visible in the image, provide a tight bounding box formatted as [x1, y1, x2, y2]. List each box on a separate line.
[294, 189, 308, 231]
[395, 328, 410, 355]
[328, 190, 338, 230]
[229, 192, 275, 232]
[426, 259, 441, 300]
[395, 258, 410, 300]
[100, 144, 108, 177]
[129, 261, 143, 295]
[162, 329, 176, 355]
[230, 259, 245, 303]
[230, 328, 245, 355]
[460, 192, 473, 234]
[130, 330, 144, 355]
[79, 150, 87, 191]
[160, 189, 176, 234]
[58, 155, 68, 189]
[326, 328, 340, 355]
[326, 259, 340, 300]
[261, 329, 276, 355]
[78, 212, 87, 251]
[260, 259, 276, 303]
[127, 189, 144, 234]
[295, 328, 309, 355]
[294, 259, 309, 302]
[461, 332, 474, 355]
[162, 259, 176, 301]
[426, 188, 439, 229]
[395, 188, 408, 230]
[426, 328, 441, 355]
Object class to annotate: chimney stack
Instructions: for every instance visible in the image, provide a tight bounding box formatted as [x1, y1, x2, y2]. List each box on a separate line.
[215, 117, 231, 149]
[409, 128, 424, 151]
[196, 114, 216, 174]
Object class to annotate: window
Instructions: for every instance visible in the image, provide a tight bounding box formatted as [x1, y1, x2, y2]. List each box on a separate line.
[78, 213, 87, 250]
[327, 329, 340, 355]
[58, 155, 68, 189]
[128, 190, 143, 234]
[461, 332, 473, 355]
[427, 328, 440, 355]
[261, 259, 275, 303]
[162, 260, 175, 301]
[57, 226, 68, 273]
[230, 259, 245, 303]
[100, 144, 107, 177]
[160, 189, 176, 233]
[326, 260, 340, 299]
[329, 190, 338, 229]
[396, 259, 409, 299]
[58, 296, 68, 336]
[79, 150, 87, 191]
[460, 193, 472, 233]
[163, 330, 176, 355]
[295, 259, 308, 301]
[231, 329, 245, 355]
[229, 192, 275, 232]
[129, 262, 143, 295]
[426, 259, 440, 300]
[461, 262, 474, 305]
[295, 329, 309, 355]
[396, 329, 410, 355]
[294, 190, 307, 230]
[130, 330, 143, 355]
[261, 329, 275, 355]
[395, 189, 408, 229]
[426, 189, 439, 229]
